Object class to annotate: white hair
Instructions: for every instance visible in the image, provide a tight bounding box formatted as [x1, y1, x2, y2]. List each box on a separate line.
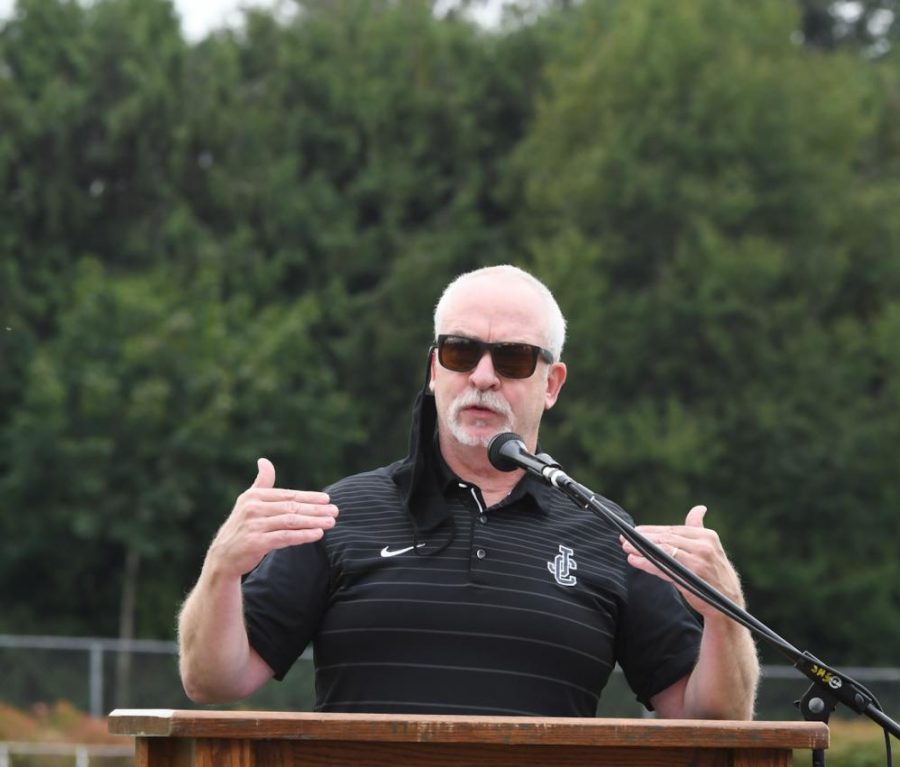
[433, 264, 567, 360]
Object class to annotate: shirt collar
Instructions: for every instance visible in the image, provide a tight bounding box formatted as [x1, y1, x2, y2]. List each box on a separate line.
[433, 437, 554, 514]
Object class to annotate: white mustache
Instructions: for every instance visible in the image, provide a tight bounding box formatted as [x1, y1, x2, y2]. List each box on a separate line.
[449, 389, 513, 422]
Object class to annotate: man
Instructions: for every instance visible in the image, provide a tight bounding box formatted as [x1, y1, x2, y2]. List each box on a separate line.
[178, 264, 759, 718]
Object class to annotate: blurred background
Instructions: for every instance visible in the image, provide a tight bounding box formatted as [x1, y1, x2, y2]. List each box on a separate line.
[1, 0, 899, 763]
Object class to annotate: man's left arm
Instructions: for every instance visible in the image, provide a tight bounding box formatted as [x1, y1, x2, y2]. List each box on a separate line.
[621, 505, 760, 720]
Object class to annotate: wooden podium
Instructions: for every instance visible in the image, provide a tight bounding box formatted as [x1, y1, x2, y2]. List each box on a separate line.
[109, 709, 828, 767]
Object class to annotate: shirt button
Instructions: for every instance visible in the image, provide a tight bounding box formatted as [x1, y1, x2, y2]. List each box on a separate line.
[478, 514, 487, 525]
[475, 548, 486, 560]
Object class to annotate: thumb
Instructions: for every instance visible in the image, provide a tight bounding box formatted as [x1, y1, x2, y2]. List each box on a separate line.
[252, 457, 276, 489]
[685, 504, 708, 528]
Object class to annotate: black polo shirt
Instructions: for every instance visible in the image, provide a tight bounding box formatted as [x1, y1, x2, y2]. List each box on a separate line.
[242, 455, 702, 716]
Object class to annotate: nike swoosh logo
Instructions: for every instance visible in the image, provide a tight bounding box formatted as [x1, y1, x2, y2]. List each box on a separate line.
[380, 543, 426, 558]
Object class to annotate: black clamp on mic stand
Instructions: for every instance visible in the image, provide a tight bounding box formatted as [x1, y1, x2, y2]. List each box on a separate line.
[487, 432, 900, 767]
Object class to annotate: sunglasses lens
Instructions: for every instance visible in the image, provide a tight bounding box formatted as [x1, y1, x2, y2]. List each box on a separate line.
[439, 337, 482, 372]
[492, 344, 537, 379]
[437, 336, 544, 378]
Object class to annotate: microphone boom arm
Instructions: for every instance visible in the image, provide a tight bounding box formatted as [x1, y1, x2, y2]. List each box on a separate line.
[488, 434, 900, 741]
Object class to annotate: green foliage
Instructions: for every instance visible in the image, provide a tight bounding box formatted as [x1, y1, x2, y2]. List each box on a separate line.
[1, 0, 533, 638]
[1, 0, 899, 670]
[520, 0, 900, 663]
[796, 0, 898, 55]
[0, 259, 362, 635]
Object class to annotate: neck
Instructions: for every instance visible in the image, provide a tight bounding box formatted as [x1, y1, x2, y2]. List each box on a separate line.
[438, 432, 524, 506]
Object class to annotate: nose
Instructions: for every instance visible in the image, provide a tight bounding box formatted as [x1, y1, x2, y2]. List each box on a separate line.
[468, 349, 500, 390]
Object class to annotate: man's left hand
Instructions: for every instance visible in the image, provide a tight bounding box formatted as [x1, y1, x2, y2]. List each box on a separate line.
[620, 505, 746, 614]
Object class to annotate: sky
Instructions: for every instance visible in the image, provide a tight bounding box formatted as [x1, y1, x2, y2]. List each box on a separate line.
[0, 0, 505, 40]
[175, 0, 279, 40]
[0, 0, 278, 39]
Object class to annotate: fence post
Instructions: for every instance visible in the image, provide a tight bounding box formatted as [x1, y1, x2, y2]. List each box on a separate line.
[89, 642, 104, 718]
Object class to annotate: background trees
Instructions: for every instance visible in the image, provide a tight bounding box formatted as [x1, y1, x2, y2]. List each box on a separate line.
[519, 0, 900, 660]
[1, 0, 899, 665]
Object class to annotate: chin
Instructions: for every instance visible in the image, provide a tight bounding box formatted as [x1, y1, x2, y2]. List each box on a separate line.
[455, 432, 490, 448]
[453, 424, 511, 449]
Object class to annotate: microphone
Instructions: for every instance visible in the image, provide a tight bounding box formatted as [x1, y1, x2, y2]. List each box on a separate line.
[487, 432, 570, 487]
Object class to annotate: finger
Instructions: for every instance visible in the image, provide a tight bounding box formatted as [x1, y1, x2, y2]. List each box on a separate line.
[623, 550, 675, 585]
[260, 512, 338, 533]
[246, 500, 338, 518]
[619, 536, 676, 561]
[619, 536, 661, 565]
[252, 458, 276, 490]
[247, 488, 333, 505]
[620, 539, 681, 559]
[619, 535, 639, 555]
[635, 506, 708, 536]
[685, 504, 708, 528]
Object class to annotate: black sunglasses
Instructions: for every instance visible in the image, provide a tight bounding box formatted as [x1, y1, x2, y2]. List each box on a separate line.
[435, 334, 554, 379]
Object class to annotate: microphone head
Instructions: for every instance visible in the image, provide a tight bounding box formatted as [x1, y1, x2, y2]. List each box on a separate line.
[487, 431, 523, 472]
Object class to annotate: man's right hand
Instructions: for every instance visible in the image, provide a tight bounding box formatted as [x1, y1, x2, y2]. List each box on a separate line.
[206, 458, 339, 579]
[178, 458, 338, 703]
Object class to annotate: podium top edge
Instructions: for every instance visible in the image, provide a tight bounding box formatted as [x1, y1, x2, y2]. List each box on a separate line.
[107, 709, 829, 749]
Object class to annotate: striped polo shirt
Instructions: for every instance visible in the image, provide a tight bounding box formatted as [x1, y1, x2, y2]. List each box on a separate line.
[243, 453, 702, 716]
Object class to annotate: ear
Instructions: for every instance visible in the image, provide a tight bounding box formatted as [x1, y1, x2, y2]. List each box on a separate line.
[428, 347, 437, 391]
[543, 362, 567, 410]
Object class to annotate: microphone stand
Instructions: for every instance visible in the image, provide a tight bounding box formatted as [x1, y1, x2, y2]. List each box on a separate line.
[531, 456, 900, 765]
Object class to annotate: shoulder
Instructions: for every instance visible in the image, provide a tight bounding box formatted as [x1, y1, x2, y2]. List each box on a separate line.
[535, 482, 636, 528]
[324, 460, 406, 506]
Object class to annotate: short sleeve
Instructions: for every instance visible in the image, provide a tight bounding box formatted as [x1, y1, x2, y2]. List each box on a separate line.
[242, 540, 330, 681]
[615, 567, 703, 708]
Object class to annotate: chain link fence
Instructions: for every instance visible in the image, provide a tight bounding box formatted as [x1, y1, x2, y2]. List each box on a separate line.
[2, 633, 899, 720]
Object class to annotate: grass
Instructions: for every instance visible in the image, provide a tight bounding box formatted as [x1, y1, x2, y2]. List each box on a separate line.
[0, 700, 127, 745]
[807, 717, 894, 767]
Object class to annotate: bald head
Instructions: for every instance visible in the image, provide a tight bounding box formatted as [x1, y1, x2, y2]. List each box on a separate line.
[433, 265, 567, 361]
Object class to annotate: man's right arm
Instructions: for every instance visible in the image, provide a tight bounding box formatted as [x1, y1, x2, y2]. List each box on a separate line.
[177, 458, 338, 703]
[177, 563, 274, 702]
